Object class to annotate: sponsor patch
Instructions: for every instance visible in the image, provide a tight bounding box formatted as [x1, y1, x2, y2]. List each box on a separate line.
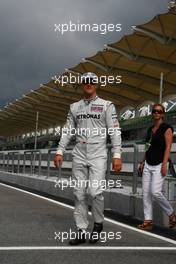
[77, 114, 101, 119]
[91, 106, 103, 112]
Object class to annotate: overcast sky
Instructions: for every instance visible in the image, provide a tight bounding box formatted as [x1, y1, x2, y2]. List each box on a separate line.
[0, 0, 169, 107]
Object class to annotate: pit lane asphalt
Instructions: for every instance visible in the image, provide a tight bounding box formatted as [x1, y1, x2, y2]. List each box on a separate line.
[0, 183, 176, 264]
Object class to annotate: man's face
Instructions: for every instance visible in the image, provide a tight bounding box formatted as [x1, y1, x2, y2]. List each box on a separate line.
[82, 83, 97, 95]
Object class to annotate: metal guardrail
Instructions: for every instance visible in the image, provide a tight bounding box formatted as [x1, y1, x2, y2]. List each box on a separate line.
[23, 150, 42, 176]
[0, 144, 175, 197]
[46, 146, 73, 179]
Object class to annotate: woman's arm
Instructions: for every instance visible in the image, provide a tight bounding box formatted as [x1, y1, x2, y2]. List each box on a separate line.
[161, 128, 173, 176]
[163, 128, 173, 163]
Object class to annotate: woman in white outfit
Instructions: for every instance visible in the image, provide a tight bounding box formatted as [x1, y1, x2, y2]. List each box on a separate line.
[138, 103, 176, 230]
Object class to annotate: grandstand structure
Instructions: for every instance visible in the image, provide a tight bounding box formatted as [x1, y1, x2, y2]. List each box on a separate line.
[0, 8, 176, 150]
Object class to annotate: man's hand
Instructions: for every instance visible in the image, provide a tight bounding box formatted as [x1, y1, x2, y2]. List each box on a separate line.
[54, 154, 63, 168]
[112, 158, 122, 172]
[161, 162, 167, 177]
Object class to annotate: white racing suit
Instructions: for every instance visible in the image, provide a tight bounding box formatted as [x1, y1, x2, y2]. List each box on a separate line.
[56, 95, 122, 230]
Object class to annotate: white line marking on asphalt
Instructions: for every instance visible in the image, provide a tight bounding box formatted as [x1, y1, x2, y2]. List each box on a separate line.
[0, 246, 176, 251]
[0, 182, 176, 246]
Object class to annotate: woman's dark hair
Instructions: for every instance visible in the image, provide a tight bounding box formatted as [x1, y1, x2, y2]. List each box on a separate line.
[152, 103, 165, 120]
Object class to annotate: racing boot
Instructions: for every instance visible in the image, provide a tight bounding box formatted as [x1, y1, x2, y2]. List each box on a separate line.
[89, 223, 103, 244]
[69, 229, 86, 246]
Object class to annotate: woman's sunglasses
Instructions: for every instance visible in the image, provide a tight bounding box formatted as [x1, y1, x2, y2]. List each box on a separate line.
[152, 109, 163, 114]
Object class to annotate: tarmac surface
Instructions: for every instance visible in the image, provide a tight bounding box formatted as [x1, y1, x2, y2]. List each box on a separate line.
[0, 182, 176, 264]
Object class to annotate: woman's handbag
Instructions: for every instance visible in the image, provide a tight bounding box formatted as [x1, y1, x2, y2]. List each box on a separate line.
[168, 159, 176, 178]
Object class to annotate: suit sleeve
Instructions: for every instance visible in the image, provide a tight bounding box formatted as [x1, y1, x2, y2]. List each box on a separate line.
[105, 103, 122, 158]
[56, 106, 76, 155]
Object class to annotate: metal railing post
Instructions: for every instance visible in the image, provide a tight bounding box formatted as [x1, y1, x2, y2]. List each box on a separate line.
[17, 152, 20, 174]
[7, 153, 10, 172]
[132, 143, 139, 195]
[23, 151, 26, 174]
[57, 166, 61, 180]
[46, 148, 58, 178]
[30, 152, 33, 175]
[12, 152, 14, 173]
[38, 151, 41, 177]
[47, 149, 51, 178]
[2, 153, 5, 171]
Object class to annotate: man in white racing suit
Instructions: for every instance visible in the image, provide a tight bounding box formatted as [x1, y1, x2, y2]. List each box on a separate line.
[54, 72, 122, 245]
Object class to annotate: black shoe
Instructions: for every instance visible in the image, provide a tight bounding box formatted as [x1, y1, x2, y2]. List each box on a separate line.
[69, 229, 86, 246]
[89, 223, 103, 244]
